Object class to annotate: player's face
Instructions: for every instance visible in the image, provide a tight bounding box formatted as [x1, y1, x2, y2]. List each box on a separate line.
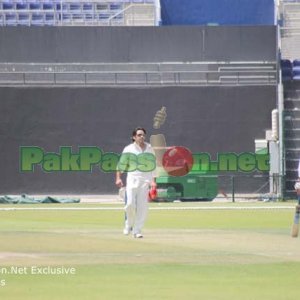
[134, 130, 146, 144]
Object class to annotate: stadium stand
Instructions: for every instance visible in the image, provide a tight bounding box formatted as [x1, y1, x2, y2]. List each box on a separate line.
[283, 82, 300, 195]
[280, 0, 300, 60]
[281, 59, 293, 81]
[0, 0, 159, 26]
[279, 0, 300, 196]
[0, 2, 281, 195]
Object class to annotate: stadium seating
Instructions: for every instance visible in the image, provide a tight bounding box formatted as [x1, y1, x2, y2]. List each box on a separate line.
[16, 3, 27, 10]
[31, 13, 44, 26]
[18, 13, 30, 26]
[45, 13, 55, 26]
[82, 3, 93, 13]
[29, 3, 41, 10]
[280, 1, 300, 60]
[293, 59, 300, 68]
[2, 2, 13, 10]
[0, 0, 158, 26]
[5, 13, 17, 26]
[292, 68, 300, 80]
[280, 59, 300, 81]
[281, 59, 293, 81]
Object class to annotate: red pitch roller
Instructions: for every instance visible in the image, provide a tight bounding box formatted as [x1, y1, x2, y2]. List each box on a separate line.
[291, 205, 300, 238]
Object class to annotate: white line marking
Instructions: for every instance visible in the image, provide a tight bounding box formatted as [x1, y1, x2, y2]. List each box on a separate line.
[0, 206, 294, 211]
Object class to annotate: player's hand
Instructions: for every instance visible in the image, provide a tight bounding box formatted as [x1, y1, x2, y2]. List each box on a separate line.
[115, 178, 123, 188]
[150, 181, 157, 189]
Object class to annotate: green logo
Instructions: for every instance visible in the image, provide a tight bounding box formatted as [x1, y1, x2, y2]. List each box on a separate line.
[19, 146, 269, 173]
[19, 146, 156, 173]
[191, 152, 269, 172]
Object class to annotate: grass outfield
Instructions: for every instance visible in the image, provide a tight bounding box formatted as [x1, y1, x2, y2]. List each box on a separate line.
[0, 202, 300, 299]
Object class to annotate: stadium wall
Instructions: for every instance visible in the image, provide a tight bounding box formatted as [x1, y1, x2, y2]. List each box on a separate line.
[161, 0, 275, 25]
[0, 85, 276, 194]
[0, 26, 276, 63]
[0, 25, 277, 194]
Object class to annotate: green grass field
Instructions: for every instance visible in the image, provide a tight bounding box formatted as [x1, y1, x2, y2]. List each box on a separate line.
[0, 202, 300, 299]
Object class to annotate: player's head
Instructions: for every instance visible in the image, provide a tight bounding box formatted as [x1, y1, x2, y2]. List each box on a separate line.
[132, 127, 146, 142]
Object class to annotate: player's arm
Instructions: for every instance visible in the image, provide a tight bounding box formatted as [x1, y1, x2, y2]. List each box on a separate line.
[115, 171, 123, 188]
[148, 144, 157, 189]
[150, 177, 157, 189]
[115, 148, 131, 188]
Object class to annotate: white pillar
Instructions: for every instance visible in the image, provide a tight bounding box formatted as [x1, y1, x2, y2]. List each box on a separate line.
[154, 0, 161, 25]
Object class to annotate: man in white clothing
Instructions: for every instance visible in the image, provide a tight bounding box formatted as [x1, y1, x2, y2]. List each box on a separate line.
[115, 127, 156, 238]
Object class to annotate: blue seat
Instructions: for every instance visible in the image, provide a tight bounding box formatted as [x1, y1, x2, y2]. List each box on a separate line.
[84, 14, 94, 22]
[281, 59, 292, 69]
[99, 13, 110, 20]
[43, 3, 54, 10]
[29, 3, 41, 10]
[56, 3, 68, 11]
[62, 13, 72, 23]
[45, 13, 55, 25]
[16, 3, 28, 10]
[5, 13, 17, 26]
[293, 59, 300, 67]
[292, 69, 300, 80]
[282, 68, 292, 81]
[83, 3, 93, 12]
[69, 3, 82, 12]
[31, 13, 44, 26]
[72, 13, 84, 21]
[3, 3, 14, 10]
[292, 60, 300, 77]
[18, 13, 30, 26]
[281, 59, 293, 81]
[110, 3, 123, 10]
[96, 4, 108, 11]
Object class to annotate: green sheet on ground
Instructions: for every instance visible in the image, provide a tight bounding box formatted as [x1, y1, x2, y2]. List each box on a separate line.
[0, 194, 80, 204]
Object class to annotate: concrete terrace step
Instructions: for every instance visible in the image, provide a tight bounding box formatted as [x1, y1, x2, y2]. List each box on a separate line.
[286, 170, 299, 179]
[284, 118, 300, 128]
[284, 100, 300, 109]
[285, 149, 300, 159]
[285, 130, 299, 139]
[285, 128, 300, 137]
[284, 109, 300, 117]
[285, 139, 300, 148]
[286, 159, 300, 169]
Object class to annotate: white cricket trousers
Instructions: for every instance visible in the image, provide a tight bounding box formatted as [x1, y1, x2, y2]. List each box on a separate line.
[125, 177, 149, 235]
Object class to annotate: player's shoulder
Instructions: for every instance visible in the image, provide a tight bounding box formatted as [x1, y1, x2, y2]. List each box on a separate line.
[122, 143, 134, 152]
[145, 142, 154, 152]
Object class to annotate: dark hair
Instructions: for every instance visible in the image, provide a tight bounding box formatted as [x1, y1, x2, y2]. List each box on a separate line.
[131, 127, 146, 141]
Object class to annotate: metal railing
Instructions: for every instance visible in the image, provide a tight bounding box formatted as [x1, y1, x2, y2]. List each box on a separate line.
[0, 70, 277, 86]
[216, 174, 285, 202]
[0, 61, 277, 86]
